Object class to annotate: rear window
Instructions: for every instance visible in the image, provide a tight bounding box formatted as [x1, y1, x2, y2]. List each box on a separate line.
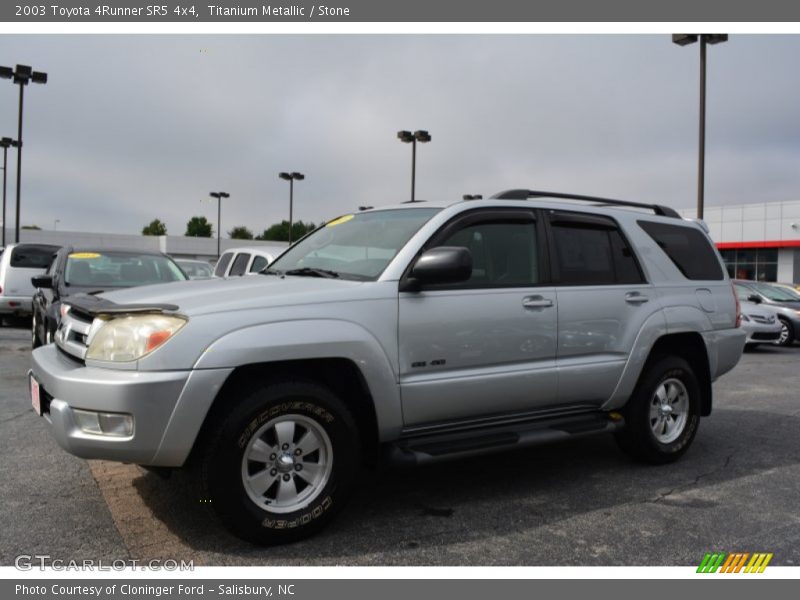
[10, 245, 59, 269]
[638, 221, 724, 281]
[214, 252, 234, 277]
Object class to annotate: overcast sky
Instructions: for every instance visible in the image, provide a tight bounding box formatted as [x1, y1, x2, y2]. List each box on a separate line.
[0, 34, 798, 235]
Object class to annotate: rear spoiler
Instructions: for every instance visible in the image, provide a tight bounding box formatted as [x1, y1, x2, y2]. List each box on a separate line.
[66, 293, 179, 317]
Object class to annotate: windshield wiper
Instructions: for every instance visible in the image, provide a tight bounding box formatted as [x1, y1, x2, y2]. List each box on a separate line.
[284, 267, 340, 279]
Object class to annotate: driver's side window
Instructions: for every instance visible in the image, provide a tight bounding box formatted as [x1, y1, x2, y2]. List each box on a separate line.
[434, 220, 539, 288]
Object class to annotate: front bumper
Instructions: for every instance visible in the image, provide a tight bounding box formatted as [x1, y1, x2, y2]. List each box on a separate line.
[30, 344, 232, 466]
[0, 296, 32, 316]
[741, 321, 782, 344]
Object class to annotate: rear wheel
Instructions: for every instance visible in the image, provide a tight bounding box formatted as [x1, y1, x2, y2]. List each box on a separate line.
[616, 356, 701, 464]
[202, 380, 360, 545]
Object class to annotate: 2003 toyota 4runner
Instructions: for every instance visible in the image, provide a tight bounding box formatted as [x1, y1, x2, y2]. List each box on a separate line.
[30, 190, 746, 544]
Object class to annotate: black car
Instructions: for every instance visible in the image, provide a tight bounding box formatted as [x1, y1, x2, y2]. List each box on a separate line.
[31, 247, 188, 348]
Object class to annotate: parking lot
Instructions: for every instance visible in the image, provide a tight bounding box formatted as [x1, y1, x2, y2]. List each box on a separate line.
[2, 319, 799, 567]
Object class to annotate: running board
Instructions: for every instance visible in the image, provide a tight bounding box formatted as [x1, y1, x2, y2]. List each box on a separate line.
[386, 412, 623, 467]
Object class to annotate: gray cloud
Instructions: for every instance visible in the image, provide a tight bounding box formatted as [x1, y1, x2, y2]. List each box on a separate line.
[0, 34, 798, 234]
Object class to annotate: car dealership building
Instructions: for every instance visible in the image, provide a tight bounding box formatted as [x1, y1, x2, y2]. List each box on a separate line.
[677, 199, 800, 283]
[4, 198, 800, 282]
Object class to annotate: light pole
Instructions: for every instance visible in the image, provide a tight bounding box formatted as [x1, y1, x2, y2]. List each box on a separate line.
[672, 34, 728, 220]
[209, 191, 229, 258]
[53, 219, 60, 231]
[0, 64, 48, 243]
[397, 130, 431, 202]
[0, 137, 19, 247]
[279, 172, 305, 244]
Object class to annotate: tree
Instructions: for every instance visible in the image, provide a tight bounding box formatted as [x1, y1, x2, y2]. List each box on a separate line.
[21, 225, 41, 230]
[142, 219, 167, 236]
[257, 220, 316, 242]
[185, 216, 212, 237]
[229, 226, 254, 240]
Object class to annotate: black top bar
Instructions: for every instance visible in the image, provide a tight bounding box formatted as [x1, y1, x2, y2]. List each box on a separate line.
[490, 189, 682, 218]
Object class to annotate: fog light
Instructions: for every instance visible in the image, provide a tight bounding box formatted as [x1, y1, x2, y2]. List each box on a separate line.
[73, 409, 133, 437]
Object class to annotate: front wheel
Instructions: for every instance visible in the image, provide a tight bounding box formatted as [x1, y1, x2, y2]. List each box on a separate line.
[32, 313, 42, 349]
[615, 356, 701, 464]
[775, 318, 795, 347]
[202, 380, 360, 545]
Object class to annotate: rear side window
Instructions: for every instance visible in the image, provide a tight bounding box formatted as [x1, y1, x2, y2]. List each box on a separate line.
[10, 245, 59, 269]
[228, 253, 251, 277]
[550, 217, 644, 286]
[638, 221, 724, 281]
[214, 252, 234, 277]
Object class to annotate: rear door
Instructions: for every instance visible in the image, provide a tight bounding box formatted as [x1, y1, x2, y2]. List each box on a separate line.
[546, 211, 655, 405]
[398, 208, 558, 426]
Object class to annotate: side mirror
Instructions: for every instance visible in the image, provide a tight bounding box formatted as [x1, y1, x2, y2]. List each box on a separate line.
[31, 275, 53, 290]
[402, 246, 472, 291]
[747, 294, 761, 304]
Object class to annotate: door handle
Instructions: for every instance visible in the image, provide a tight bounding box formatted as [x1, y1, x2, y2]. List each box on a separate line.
[625, 292, 649, 304]
[522, 296, 554, 309]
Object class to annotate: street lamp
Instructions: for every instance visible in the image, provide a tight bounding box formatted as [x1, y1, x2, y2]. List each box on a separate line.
[0, 64, 48, 243]
[672, 34, 728, 219]
[397, 130, 431, 202]
[462, 194, 483, 201]
[53, 219, 60, 231]
[278, 172, 305, 244]
[0, 137, 19, 247]
[209, 191, 230, 258]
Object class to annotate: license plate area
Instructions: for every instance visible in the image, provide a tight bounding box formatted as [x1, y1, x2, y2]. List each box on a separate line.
[30, 375, 42, 416]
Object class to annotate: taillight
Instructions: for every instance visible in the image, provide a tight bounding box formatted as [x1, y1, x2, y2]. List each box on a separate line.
[732, 282, 742, 328]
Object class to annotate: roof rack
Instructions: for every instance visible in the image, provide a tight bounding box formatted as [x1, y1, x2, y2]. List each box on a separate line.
[490, 189, 681, 219]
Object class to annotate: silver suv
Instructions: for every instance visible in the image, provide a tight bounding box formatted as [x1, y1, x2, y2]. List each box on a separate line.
[29, 191, 745, 544]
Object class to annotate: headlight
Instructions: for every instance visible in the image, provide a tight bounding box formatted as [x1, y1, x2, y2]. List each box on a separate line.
[85, 314, 187, 362]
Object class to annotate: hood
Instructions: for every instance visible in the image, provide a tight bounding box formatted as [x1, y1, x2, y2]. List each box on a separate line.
[740, 301, 777, 319]
[90, 274, 365, 317]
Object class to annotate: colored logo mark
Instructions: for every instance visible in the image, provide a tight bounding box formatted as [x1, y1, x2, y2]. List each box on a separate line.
[697, 552, 773, 573]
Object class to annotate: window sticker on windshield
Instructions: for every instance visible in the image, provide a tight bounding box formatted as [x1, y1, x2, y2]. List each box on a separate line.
[68, 252, 102, 259]
[326, 215, 354, 227]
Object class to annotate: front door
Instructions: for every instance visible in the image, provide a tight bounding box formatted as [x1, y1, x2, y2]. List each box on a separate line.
[398, 209, 558, 427]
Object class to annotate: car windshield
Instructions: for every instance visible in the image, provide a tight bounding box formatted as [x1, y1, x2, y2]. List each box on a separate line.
[267, 208, 440, 280]
[752, 282, 800, 302]
[65, 251, 188, 287]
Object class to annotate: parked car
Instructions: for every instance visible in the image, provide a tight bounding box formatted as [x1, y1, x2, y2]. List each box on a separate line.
[175, 258, 214, 280]
[772, 282, 800, 298]
[31, 191, 745, 545]
[213, 247, 276, 277]
[739, 300, 782, 348]
[31, 248, 188, 348]
[0, 243, 60, 324]
[733, 280, 800, 346]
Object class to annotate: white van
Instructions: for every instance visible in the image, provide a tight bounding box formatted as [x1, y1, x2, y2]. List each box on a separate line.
[213, 247, 278, 278]
[0, 243, 60, 323]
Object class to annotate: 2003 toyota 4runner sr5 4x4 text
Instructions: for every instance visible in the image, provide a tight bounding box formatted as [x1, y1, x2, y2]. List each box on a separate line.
[30, 190, 746, 544]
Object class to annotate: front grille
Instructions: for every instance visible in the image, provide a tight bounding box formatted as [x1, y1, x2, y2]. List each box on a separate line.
[55, 309, 94, 361]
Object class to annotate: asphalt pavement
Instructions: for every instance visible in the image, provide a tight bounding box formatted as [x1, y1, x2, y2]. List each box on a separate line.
[1, 319, 799, 566]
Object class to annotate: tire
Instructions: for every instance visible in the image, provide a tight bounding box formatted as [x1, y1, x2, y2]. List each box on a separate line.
[202, 379, 360, 545]
[775, 318, 795, 347]
[32, 313, 42, 349]
[615, 356, 701, 465]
